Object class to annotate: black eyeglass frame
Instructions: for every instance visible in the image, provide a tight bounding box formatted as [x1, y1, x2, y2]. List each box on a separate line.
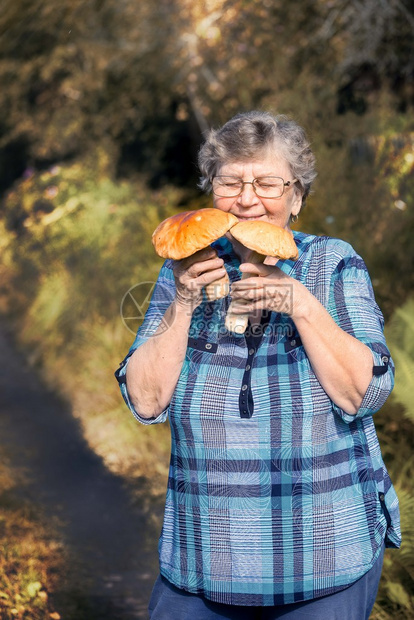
[211, 175, 298, 199]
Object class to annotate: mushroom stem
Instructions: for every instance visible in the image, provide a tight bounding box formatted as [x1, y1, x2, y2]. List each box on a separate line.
[225, 251, 265, 334]
[204, 272, 231, 301]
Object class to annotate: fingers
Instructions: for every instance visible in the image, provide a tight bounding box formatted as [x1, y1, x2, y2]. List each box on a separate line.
[172, 252, 293, 315]
[173, 248, 227, 308]
[230, 268, 294, 315]
[179, 247, 218, 269]
[239, 262, 270, 277]
[232, 263, 284, 291]
[174, 250, 225, 282]
[239, 261, 280, 276]
[229, 287, 262, 314]
[229, 287, 287, 315]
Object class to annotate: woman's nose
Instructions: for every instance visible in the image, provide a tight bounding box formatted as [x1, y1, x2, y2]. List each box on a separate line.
[237, 182, 259, 206]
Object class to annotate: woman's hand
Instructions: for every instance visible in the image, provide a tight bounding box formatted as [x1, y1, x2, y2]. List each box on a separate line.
[173, 247, 227, 310]
[229, 261, 308, 319]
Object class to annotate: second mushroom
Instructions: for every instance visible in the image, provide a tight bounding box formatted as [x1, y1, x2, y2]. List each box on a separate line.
[225, 221, 299, 334]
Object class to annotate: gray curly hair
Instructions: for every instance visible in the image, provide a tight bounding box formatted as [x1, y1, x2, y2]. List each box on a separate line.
[198, 110, 317, 208]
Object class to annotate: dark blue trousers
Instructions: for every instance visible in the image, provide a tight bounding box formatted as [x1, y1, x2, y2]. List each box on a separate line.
[148, 544, 384, 620]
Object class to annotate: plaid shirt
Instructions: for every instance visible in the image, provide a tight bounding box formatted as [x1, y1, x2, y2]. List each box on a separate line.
[116, 232, 401, 606]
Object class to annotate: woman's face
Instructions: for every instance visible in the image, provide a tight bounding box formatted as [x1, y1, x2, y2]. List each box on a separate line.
[212, 151, 302, 230]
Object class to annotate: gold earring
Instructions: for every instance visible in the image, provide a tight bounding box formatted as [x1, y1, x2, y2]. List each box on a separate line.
[291, 214, 299, 223]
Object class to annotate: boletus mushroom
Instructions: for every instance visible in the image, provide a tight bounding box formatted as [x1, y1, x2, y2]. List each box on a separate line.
[152, 208, 238, 300]
[225, 221, 298, 333]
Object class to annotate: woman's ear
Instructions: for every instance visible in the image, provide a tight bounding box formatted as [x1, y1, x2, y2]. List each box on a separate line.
[290, 188, 303, 217]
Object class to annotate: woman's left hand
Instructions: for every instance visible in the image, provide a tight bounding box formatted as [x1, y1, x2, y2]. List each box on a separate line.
[229, 261, 307, 319]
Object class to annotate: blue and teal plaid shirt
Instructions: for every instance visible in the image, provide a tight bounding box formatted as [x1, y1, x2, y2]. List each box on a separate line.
[116, 231, 401, 606]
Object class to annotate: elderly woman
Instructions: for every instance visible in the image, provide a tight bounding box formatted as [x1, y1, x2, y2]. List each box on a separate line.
[116, 111, 400, 620]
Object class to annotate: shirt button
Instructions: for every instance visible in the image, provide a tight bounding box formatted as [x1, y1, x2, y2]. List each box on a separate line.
[379, 493, 385, 501]
[241, 384, 248, 391]
[245, 364, 251, 371]
[205, 343, 212, 350]
[291, 339, 296, 346]
[248, 348, 255, 355]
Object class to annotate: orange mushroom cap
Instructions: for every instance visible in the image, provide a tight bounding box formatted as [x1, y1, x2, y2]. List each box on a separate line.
[229, 221, 298, 260]
[152, 208, 238, 260]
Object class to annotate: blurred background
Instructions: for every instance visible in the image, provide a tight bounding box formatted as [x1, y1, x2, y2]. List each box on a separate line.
[0, 0, 413, 618]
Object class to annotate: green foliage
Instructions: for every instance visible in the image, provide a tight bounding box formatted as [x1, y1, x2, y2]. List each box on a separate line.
[1, 0, 413, 191]
[373, 486, 414, 619]
[2, 148, 179, 323]
[3, 0, 412, 314]
[0, 0, 202, 187]
[315, 123, 414, 318]
[386, 298, 414, 422]
[370, 296, 414, 619]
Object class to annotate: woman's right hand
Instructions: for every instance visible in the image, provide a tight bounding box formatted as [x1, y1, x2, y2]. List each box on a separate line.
[173, 247, 226, 311]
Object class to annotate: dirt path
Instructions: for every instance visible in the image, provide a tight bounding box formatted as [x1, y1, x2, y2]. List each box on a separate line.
[0, 324, 161, 619]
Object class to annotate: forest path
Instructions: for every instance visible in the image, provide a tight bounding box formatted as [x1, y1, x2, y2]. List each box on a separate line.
[0, 324, 159, 619]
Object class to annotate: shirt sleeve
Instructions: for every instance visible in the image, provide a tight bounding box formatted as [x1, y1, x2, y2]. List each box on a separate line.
[114, 260, 176, 425]
[326, 243, 395, 423]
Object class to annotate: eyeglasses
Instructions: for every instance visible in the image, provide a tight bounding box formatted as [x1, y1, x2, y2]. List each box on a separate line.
[212, 176, 298, 199]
